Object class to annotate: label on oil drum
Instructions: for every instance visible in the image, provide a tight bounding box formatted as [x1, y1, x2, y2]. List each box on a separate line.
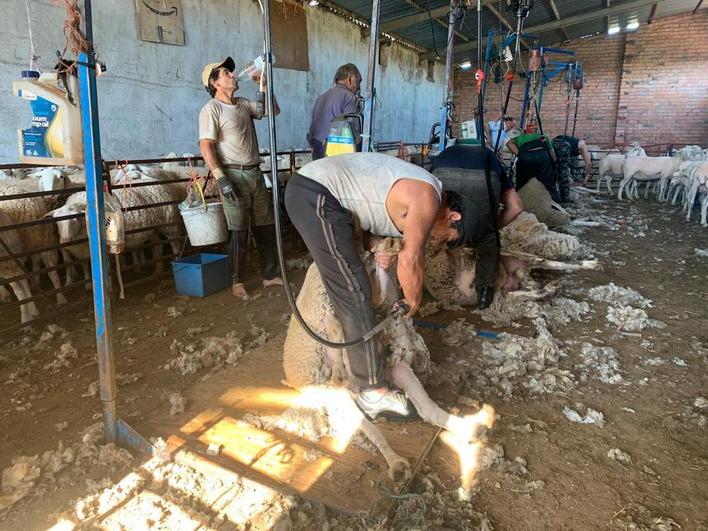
[19, 94, 58, 158]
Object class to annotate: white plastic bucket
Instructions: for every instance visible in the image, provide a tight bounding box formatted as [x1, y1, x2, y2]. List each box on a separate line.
[179, 201, 228, 246]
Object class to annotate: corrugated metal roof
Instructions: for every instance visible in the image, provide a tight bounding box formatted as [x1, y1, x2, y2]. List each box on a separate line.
[322, 0, 706, 63]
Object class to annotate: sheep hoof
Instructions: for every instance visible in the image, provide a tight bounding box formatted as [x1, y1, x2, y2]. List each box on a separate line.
[56, 293, 68, 306]
[388, 457, 411, 483]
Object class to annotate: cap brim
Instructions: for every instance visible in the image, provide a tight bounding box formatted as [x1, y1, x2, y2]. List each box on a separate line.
[219, 56, 235, 73]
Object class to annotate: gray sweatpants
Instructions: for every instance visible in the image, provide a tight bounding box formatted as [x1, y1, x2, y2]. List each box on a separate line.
[284, 173, 383, 391]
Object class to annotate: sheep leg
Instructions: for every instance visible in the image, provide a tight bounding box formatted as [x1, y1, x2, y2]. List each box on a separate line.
[389, 362, 494, 443]
[327, 390, 410, 482]
[10, 279, 39, 323]
[81, 261, 91, 290]
[605, 175, 613, 195]
[685, 183, 699, 222]
[356, 411, 411, 483]
[30, 255, 42, 290]
[700, 194, 708, 226]
[617, 177, 629, 200]
[500, 250, 599, 271]
[62, 249, 75, 287]
[41, 251, 67, 305]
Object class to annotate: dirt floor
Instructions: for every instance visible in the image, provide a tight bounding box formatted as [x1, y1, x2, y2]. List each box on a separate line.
[0, 190, 706, 530]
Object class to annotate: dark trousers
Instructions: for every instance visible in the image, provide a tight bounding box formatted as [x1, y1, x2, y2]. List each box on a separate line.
[284, 173, 383, 390]
[516, 149, 561, 203]
[228, 225, 279, 284]
[552, 138, 572, 202]
[310, 139, 326, 161]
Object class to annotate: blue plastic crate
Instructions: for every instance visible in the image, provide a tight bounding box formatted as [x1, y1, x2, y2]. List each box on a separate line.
[171, 253, 229, 297]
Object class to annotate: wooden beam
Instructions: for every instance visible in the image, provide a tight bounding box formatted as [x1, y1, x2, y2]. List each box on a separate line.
[547, 0, 570, 41]
[647, 3, 657, 23]
[451, 0, 661, 55]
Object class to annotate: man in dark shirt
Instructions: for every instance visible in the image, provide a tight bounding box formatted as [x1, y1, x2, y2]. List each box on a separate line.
[508, 132, 560, 203]
[307, 63, 362, 160]
[430, 144, 524, 308]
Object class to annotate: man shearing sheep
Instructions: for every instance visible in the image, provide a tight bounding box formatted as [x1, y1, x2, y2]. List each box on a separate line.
[285, 152, 477, 420]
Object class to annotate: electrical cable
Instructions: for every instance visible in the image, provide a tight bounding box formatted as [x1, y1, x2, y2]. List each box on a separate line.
[261, 0, 407, 349]
[475, 0, 501, 258]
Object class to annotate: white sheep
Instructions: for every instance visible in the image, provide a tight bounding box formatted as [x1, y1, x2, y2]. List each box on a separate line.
[48, 180, 185, 287]
[596, 144, 646, 194]
[0, 171, 70, 307]
[683, 161, 708, 223]
[283, 250, 495, 482]
[0, 210, 40, 323]
[618, 156, 681, 200]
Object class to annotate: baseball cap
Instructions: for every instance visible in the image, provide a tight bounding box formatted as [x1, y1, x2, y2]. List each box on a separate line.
[201, 57, 235, 91]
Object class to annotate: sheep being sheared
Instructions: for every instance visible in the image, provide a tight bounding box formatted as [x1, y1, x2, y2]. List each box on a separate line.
[283, 242, 495, 482]
[424, 211, 597, 307]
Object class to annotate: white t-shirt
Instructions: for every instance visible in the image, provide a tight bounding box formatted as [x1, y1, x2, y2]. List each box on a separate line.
[198, 97, 263, 166]
[298, 152, 442, 237]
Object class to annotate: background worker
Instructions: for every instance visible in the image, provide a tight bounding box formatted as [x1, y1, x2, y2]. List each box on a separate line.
[307, 63, 362, 160]
[430, 143, 524, 308]
[507, 129, 560, 203]
[198, 56, 283, 299]
[285, 152, 476, 419]
[486, 115, 516, 152]
[553, 134, 593, 199]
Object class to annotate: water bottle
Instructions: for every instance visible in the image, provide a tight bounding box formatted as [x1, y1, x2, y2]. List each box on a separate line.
[236, 55, 265, 82]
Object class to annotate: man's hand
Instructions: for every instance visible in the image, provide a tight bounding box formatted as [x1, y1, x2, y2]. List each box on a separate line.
[216, 176, 238, 202]
[374, 252, 397, 270]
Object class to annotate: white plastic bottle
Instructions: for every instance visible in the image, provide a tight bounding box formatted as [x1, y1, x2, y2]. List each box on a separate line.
[13, 70, 84, 165]
[236, 55, 276, 81]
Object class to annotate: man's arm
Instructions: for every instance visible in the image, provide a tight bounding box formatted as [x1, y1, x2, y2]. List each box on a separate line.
[252, 72, 280, 117]
[395, 182, 439, 317]
[579, 140, 592, 182]
[498, 188, 524, 227]
[199, 139, 221, 175]
[507, 138, 520, 156]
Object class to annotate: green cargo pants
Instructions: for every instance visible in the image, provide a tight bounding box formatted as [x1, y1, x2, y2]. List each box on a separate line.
[221, 167, 275, 231]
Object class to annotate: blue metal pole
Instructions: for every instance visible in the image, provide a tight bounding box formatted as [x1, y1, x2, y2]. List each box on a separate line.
[78, 0, 117, 443]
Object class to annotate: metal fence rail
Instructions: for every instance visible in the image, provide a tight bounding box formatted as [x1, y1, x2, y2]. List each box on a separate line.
[0, 149, 309, 335]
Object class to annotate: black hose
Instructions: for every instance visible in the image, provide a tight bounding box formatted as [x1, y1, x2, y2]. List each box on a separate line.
[571, 89, 580, 137]
[477, 0, 500, 248]
[492, 10, 524, 153]
[261, 0, 402, 349]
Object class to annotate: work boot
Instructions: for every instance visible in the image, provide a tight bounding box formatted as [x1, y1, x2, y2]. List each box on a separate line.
[355, 387, 419, 421]
[477, 286, 495, 309]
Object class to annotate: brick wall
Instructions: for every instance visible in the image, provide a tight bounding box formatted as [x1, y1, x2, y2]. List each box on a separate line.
[453, 11, 708, 148]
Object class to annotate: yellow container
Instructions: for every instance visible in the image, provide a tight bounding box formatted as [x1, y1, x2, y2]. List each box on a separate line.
[13, 71, 84, 165]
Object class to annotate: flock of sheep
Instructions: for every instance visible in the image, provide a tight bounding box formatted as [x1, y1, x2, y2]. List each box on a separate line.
[594, 143, 708, 224]
[0, 160, 197, 324]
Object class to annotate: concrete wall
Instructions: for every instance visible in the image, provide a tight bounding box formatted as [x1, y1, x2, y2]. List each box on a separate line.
[454, 11, 708, 148]
[0, 0, 445, 162]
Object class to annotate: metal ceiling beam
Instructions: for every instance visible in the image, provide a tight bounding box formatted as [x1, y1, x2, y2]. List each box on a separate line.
[547, 0, 570, 41]
[484, 2, 532, 49]
[400, 0, 470, 42]
[451, 0, 663, 54]
[604, 0, 610, 34]
[647, 3, 657, 23]
[318, 0, 433, 56]
[381, 5, 450, 32]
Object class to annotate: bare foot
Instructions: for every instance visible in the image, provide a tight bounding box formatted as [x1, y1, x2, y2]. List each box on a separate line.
[232, 283, 248, 298]
[262, 277, 284, 288]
